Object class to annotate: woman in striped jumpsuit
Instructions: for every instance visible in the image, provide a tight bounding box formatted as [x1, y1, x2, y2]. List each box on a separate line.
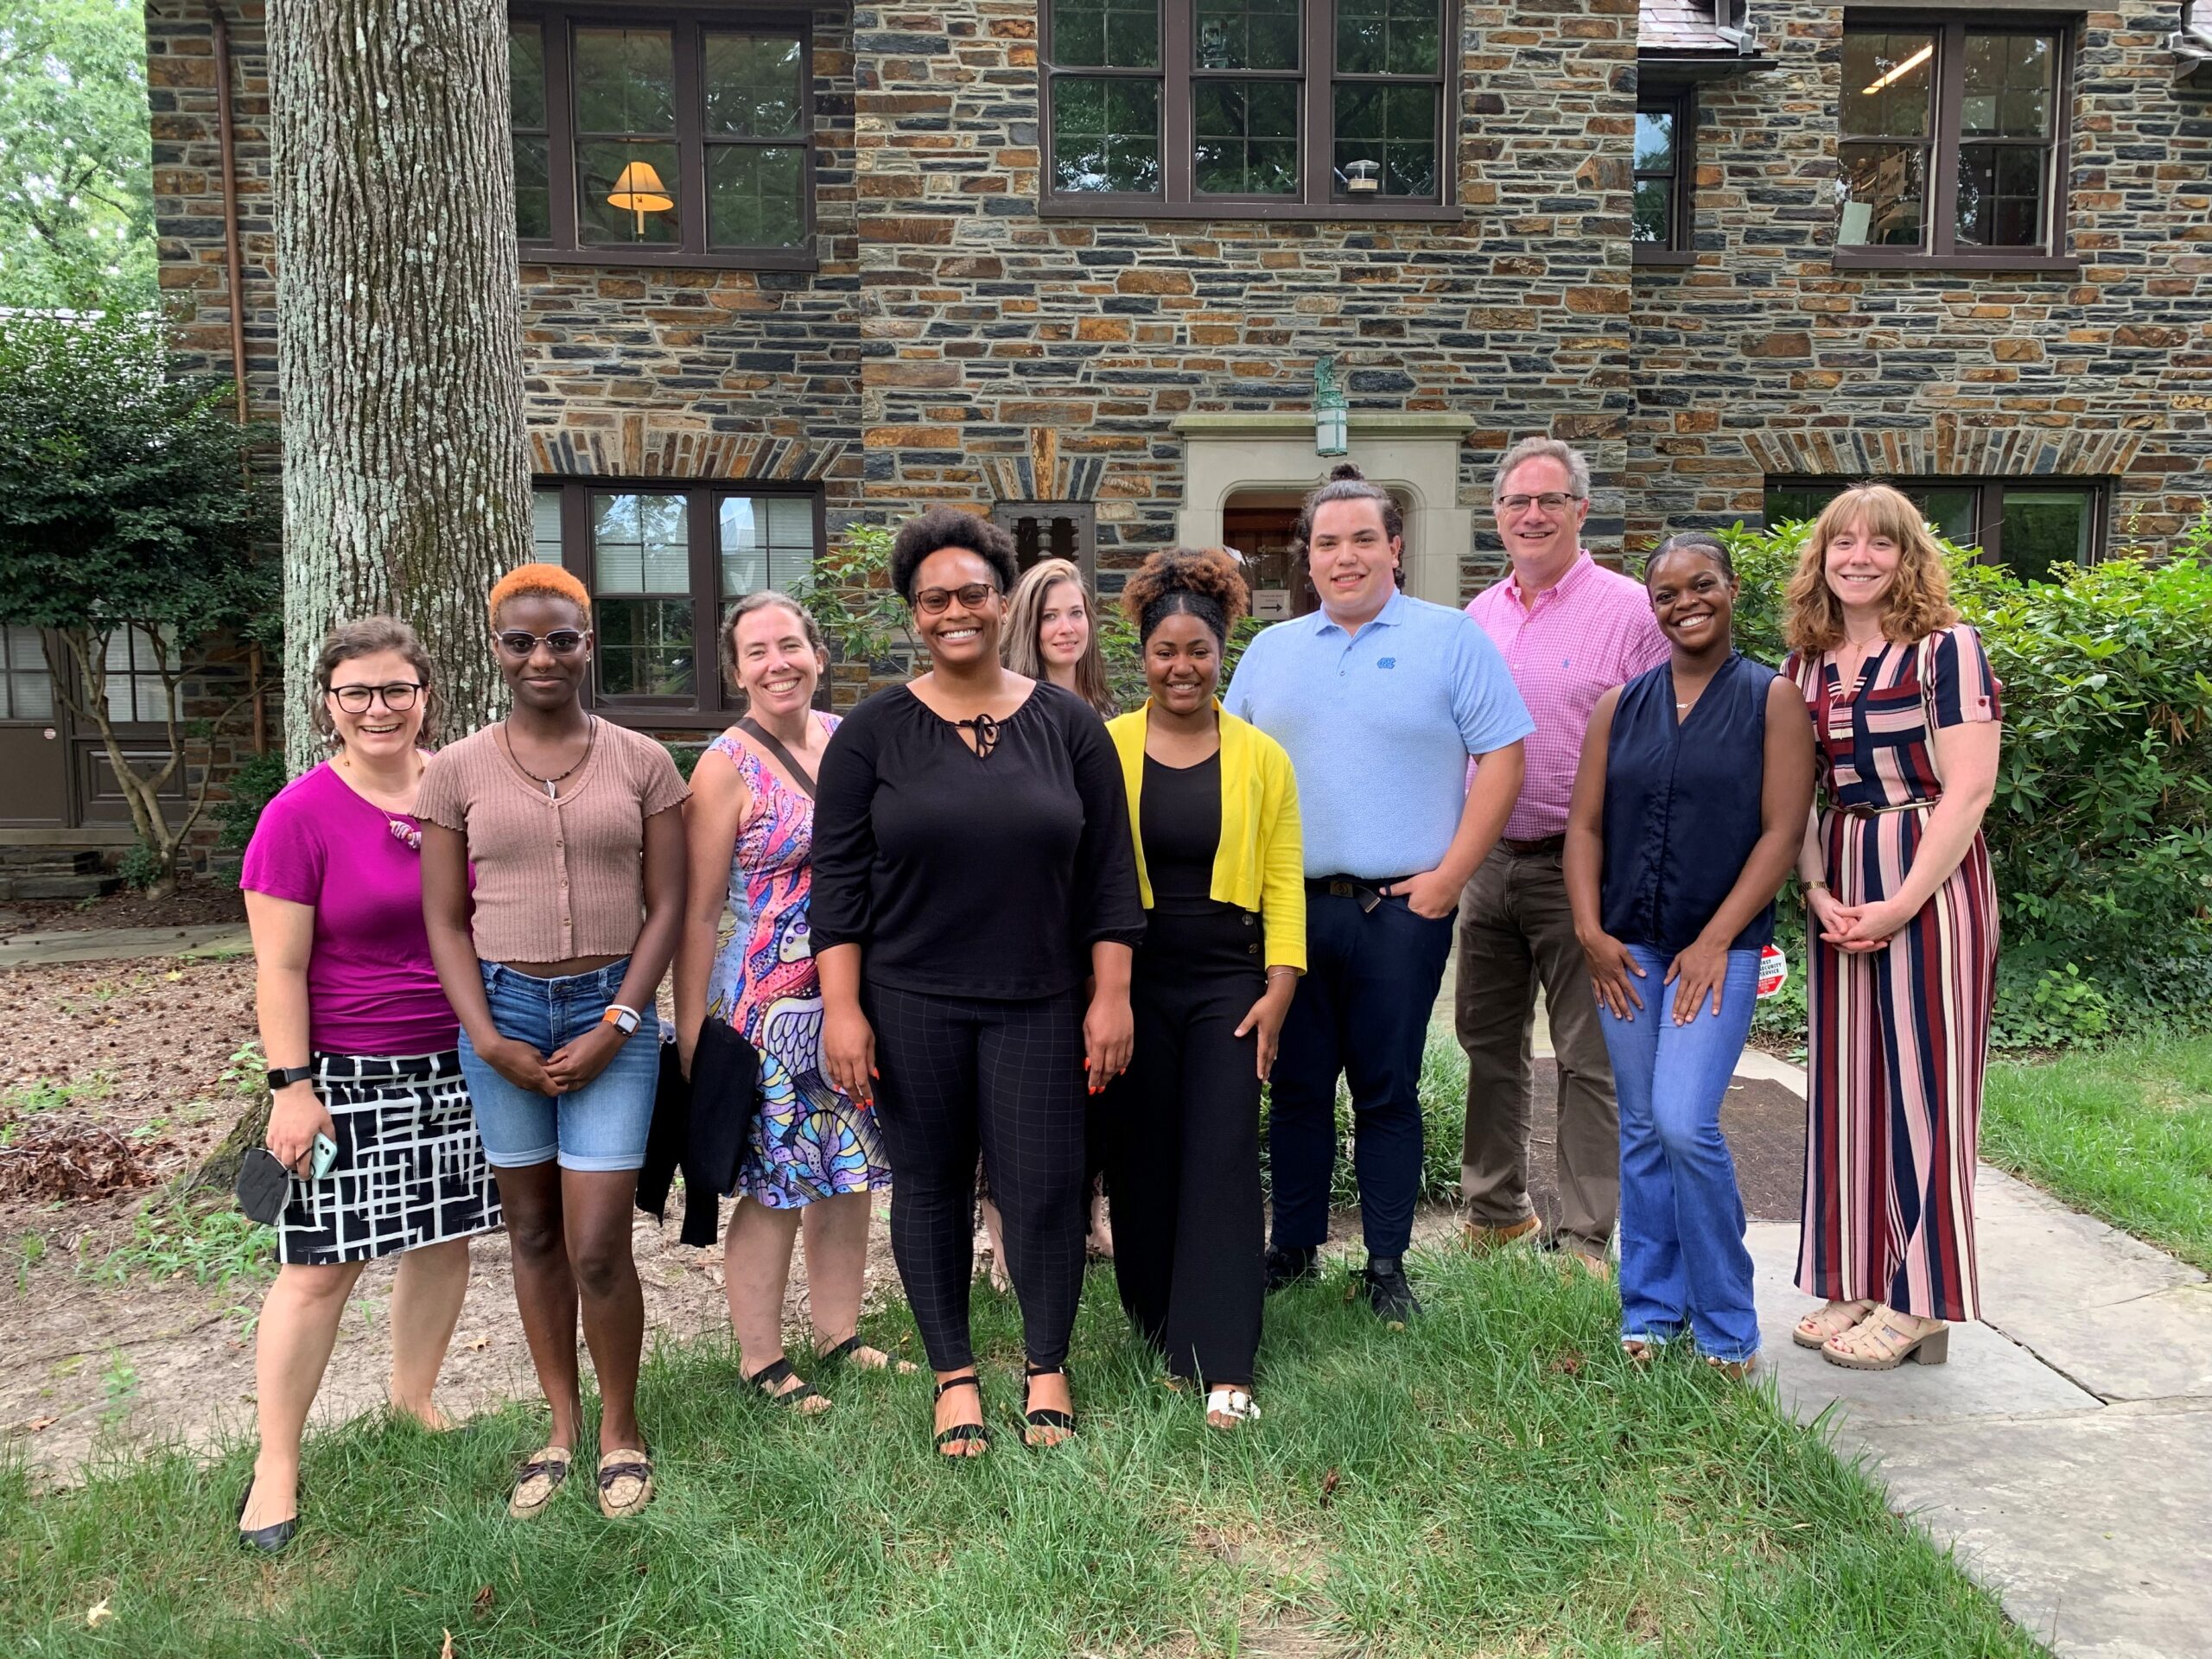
[1781, 483, 2003, 1371]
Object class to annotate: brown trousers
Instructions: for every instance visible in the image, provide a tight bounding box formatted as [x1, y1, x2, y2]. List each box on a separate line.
[1453, 843, 1619, 1255]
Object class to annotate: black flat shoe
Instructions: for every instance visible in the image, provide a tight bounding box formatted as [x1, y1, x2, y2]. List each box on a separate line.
[1263, 1244, 1319, 1294]
[933, 1373, 990, 1458]
[236, 1478, 298, 1554]
[1360, 1255, 1422, 1324]
[1022, 1365, 1076, 1446]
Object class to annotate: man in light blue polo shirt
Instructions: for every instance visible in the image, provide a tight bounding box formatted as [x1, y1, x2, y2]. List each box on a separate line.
[1225, 464, 1530, 1320]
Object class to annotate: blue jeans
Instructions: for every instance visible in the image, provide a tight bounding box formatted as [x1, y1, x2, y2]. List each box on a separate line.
[456, 960, 661, 1173]
[1269, 887, 1455, 1259]
[1597, 944, 1760, 1363]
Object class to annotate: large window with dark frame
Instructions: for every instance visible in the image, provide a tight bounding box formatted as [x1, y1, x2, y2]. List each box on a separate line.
[1632, 86, 1694, 261]
[531, 480, 823, 721]
[1763, 477, 2102, 583]
[508, 7, 812, 267]
[1042, 0, 1454, 213]
[991, 502, 1099, 583]
[1836, 18, 2067, 264]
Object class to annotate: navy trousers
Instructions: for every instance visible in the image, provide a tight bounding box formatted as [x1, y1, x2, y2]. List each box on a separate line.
[1268, 887, 1455, 1258]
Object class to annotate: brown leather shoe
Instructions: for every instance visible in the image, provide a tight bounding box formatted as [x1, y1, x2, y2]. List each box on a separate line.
[1460, 1215, 1541, 1253]
[1558, 1245, 1612, 1281]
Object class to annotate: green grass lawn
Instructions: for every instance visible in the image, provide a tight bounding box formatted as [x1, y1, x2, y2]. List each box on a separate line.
[1, 1252, 2036, 1658]
[1982, 1036, 2212, 1273]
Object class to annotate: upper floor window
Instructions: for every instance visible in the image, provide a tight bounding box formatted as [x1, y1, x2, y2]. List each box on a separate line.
[509, 7, 813, 270]
[1041, 0, 1458, 219]
[992, 502, 1099, 583]
[1835, 19, 2069, 268]
[1632, 86, 1694, 264]
[532, 480, 823, 724]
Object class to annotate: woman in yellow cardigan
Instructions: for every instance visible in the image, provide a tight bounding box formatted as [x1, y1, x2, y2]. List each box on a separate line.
[1105, 547, 1304, 1430]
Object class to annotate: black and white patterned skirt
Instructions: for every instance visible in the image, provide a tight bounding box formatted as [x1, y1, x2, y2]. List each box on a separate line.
[278, 1051, 503, 1266]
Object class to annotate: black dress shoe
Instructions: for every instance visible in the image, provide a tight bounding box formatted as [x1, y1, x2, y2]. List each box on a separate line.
[1360, 1255, 1422, 1323]
[237, 1478, 299, 1554]
[1263, 1244, 1319, 1294]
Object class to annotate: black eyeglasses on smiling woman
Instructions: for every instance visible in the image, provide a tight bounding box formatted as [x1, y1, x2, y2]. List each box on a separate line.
[810, 508, 1146, 1458]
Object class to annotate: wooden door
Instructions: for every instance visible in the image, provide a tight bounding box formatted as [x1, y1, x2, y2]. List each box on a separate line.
[0, 627, 73, 829]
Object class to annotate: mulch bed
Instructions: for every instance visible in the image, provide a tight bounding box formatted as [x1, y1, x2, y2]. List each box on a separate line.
[3, 882, 246, 937]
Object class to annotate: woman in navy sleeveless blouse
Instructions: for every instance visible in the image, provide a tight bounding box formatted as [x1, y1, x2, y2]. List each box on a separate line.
[1565, 534, 1814, 1374]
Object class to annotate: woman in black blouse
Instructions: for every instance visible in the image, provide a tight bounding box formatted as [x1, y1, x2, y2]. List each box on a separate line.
[814, 509, 1145, 1456]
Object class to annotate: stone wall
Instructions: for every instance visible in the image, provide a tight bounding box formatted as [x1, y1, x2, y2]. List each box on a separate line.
[1630, 5, 2212, 550]
[854, 0, 1641, 590]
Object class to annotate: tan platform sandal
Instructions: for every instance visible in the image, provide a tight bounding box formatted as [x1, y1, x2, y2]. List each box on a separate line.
[1821, 1305, 1949, 1371]
[1791, 1299, 1875, 1350]
[595, 1448, 654, 1518]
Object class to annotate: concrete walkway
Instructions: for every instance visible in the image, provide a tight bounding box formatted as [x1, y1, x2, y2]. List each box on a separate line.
[1746, 1063, 2211, 1659]
[0, 924, 251, 968]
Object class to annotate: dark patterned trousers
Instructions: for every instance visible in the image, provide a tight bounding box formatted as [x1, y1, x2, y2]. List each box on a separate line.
[863, 981, 1088, 1373]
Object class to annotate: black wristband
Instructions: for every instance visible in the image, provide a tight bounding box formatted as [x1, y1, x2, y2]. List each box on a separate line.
[267, 1065, 316, 1090]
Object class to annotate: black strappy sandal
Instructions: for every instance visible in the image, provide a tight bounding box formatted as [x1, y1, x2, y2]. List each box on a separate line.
[747, 1357, 825, 1412]
[933, 1373, 990, 1457]
[1022, 1365, 1077, 1446]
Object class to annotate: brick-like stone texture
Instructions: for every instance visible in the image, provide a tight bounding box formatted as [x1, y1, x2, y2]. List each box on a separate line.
[854, 0, 1639, 590]
[1630, 6, 2212, 548]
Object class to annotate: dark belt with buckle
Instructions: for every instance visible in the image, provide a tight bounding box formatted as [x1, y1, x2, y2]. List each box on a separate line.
[1502, 835, 1567, 857]
[1306, 874, 1411, 914]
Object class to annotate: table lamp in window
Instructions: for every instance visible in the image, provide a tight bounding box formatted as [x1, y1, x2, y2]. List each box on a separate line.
[607, 162, 673, 236]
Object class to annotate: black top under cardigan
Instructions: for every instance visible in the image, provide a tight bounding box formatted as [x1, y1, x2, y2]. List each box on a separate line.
[810, 680, 1147, 999]
[1599, 652, 1780, 957]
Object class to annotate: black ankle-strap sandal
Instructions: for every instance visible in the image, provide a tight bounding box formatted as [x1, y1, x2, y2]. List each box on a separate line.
[933, 1373, 990, 1456]
[747, 1357, 823, 1410]
[1023, 1364, 1077, 1445]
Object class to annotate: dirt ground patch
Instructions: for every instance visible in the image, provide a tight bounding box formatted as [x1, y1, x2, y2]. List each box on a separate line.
[2, 881, 246, 937]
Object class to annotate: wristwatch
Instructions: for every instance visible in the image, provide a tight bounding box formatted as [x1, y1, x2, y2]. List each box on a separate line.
[268, 1065, 315, 1090]
[602, 1003, 642, 1037]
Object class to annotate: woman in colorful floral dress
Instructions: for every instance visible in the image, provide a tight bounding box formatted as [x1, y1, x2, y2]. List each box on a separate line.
[674, 591, 899, 1414]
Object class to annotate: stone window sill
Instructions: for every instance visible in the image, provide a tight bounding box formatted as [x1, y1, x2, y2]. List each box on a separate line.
[518, 243, 818, 274]
[1632, 247, 1695, 268]
[1038, 197, 1465, 225]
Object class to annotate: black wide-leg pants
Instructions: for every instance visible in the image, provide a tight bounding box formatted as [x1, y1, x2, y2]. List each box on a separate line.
[865, 979, 1088, 1374]
[1106, 905, 1267, 1387]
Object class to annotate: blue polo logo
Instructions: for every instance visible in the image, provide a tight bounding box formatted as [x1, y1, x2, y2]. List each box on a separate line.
[1377, 657, 1396, 669]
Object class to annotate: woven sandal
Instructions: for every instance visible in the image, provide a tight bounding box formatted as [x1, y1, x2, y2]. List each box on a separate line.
[595, 1448, 653, 1519]
[1821, 1306, 1949, 1371]
[506, 1446, 571, 1520]
[1204, 1386, 1261, 1428]
[933, 1373, 990, 1458]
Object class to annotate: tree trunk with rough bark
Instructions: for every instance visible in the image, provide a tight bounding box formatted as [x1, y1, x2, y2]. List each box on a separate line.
[269, 0, 529, 768]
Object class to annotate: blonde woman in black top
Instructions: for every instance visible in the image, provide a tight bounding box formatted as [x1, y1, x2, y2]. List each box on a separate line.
[814, 508, 1145, 1456]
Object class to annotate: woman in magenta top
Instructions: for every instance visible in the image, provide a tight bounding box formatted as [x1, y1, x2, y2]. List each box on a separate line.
[234, 617, 500, 1554]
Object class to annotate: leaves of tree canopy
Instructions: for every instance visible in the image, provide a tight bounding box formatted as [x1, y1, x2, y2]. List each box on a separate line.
[0, 0, 155, 309]
[0, 308, 274, 639]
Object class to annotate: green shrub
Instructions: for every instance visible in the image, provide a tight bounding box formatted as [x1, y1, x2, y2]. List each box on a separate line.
[1258, 1027, 1467, 1211]
[115, 839, 169, 892]
[1713, 518, 2212, 1044]
[213, 749, 288, 850]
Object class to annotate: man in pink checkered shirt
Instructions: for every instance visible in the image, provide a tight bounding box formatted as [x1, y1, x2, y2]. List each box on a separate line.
[1458, 437, 1669, 1274]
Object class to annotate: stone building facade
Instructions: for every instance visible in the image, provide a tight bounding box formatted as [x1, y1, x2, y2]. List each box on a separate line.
[101, 0, 2212, 810]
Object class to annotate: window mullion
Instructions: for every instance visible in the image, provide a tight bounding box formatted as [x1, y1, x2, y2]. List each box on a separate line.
[546, 14, 580, 251]
[674, 20, 706, 255]
[1980, 484, 2003, 572]
[1928, 21, 1966, 257]
[1165, 0, 1193, 204]
[1306, 0, 1332, 206]
[690, 490, 718, 715]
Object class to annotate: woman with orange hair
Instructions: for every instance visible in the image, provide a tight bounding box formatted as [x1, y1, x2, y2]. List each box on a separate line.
[418, 563, 689, 1517]
[1103, 548, 1302, 1427]
[1780, 485, 2003, 1372]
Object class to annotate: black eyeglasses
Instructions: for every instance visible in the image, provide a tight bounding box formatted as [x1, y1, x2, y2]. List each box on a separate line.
[495, 628, 588, 657]
[912, 583, 1000, 615]
[328, 682, 424, 714]
[1496, 492, 1584, 514]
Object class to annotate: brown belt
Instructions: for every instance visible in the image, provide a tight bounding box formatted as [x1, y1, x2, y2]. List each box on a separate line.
[1834, 800, 1933, 820]
[1502, 835, 1566, 857]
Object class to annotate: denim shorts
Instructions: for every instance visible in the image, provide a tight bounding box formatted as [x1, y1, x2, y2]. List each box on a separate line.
[456, 959, 661, 1173]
